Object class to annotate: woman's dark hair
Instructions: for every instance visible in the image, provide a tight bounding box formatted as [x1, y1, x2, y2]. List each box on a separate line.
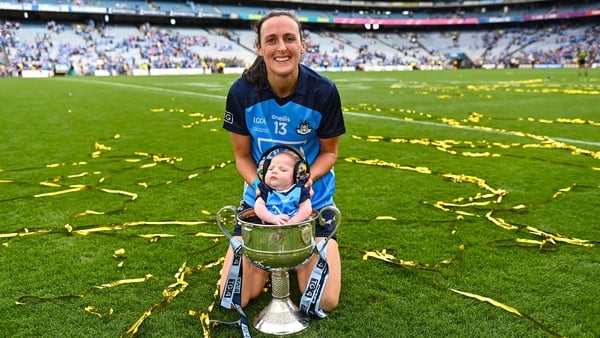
[243, 10, 303, 88]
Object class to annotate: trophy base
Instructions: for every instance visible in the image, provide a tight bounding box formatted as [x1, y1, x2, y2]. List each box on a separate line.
[253, 297, 310, 336]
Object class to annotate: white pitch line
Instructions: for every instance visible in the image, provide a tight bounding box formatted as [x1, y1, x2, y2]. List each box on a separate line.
[63, 77, 226, 100]
[345, 111, 600, 147]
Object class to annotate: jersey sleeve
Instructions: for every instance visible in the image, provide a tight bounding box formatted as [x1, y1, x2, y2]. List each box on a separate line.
[316, 82, 345, 139]
[223, 78, 250, 135]
[298, 181, 310, 203]
[257, 182, 270, 202]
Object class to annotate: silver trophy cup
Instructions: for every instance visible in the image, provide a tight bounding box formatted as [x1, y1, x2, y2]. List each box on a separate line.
[217, 205, 340, 336]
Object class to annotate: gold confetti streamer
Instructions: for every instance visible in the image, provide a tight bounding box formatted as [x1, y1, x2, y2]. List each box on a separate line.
[16, 274, 156, 305]
[361, 248, 459, 272]
[194, 232, 224, 238]
[526, 226, 594, 248]
[552, 184, 574, 198]
[94, 275, 155, 290]
[139, 234, 176, 241]
[68, 226, 116, 236]
[375, 216, 397, 220]
[461, 151, 498, 157]
[113, 248, 126, 257]
[124, 258, 224, 337]
[127, 221, 207, 226]
[450, 289, 522, 316]
[34, 185, 86, 198]
[188, 258, 227, 338]
[101, 188, 138, 200]
[67, 172, 89, 178]
[0, 228, 52, 239]
[455, 210, 477, 217]
[441, 174, 507, 196]
[74, 210, 106, 217]
[62, 220, 210, 237]
[449, 289, 564, 337]
[39, 181, 62, 187]
[487, 238, 558, 251]
[485, 211, 519, 231]
[345, 157, 432, 174]
[94, 141, 112, 151]
[85, 305, 114, 318]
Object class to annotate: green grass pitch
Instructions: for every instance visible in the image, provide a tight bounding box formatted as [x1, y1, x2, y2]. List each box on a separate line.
[0, 68, 598, 337]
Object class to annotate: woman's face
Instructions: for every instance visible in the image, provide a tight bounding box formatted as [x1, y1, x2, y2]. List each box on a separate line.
[257, 15, 305, 79]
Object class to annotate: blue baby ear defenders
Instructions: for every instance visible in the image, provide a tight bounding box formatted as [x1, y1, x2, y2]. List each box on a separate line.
[257, 144, 309, 183]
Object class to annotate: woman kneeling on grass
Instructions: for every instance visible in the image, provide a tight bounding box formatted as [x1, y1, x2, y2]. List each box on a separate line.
[219, 9, 345, 316]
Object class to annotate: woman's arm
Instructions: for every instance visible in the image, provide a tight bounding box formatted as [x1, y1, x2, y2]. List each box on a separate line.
[230, 133, 260, 186]
[307, 136, 339, 184]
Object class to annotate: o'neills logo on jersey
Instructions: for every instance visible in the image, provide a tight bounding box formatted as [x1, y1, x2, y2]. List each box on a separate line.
[296, 120, 313, 135]
[272, 114, 291, 123]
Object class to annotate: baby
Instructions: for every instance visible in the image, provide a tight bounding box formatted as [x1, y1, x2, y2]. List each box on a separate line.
[254, 151, 312, 225]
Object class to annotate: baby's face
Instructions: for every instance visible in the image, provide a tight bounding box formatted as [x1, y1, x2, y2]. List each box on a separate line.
[265, 153, 296, 190]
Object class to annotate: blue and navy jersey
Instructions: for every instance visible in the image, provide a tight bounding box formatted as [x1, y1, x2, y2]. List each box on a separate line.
[257, 181, 310, 218]
[223, 64, 345, 209]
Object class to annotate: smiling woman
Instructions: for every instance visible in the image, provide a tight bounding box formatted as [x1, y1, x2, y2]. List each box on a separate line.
[254, 13, 306, 97]
[219, 8, 346, 327]
[241, 10, 307, 97]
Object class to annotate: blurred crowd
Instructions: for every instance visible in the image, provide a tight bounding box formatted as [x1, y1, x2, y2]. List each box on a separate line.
[0, 19, 245, 76]
[473, 23, 599, 67]
[1, 17, 598, 76]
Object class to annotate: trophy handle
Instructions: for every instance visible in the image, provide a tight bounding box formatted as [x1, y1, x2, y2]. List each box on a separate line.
[318, 205, 341, 243]
[217, 205, 238, 240]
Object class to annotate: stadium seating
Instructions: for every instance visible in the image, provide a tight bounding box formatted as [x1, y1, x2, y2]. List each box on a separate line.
[0, 0, 598, 76]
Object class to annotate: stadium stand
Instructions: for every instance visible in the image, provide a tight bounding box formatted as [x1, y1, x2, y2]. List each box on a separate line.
[0, 0, 598, 77]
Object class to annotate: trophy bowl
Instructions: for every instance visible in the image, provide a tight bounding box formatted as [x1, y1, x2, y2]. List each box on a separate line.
[237, 208, 317, 270]
[218, 205, 341, 336]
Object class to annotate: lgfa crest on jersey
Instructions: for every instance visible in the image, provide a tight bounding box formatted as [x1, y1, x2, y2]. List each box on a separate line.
[296, 120, 313, 135]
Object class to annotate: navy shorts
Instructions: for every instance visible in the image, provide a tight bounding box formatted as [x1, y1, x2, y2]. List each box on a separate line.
[233, 201, 338, 240]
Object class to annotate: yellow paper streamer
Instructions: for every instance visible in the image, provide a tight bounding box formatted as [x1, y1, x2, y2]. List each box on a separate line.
[96, 275, 154, 289]
[34, 185, 86, 198]
[449, 288, 564, 337]
[124, 258, 224, 337]
[100, 188, 138, 200]
[450, 288, 522, 316]
[0, 228, 52, 239]
[526, 226, 594, 248]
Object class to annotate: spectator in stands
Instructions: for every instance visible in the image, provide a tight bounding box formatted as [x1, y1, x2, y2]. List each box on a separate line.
[220, 9, 344, 315]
